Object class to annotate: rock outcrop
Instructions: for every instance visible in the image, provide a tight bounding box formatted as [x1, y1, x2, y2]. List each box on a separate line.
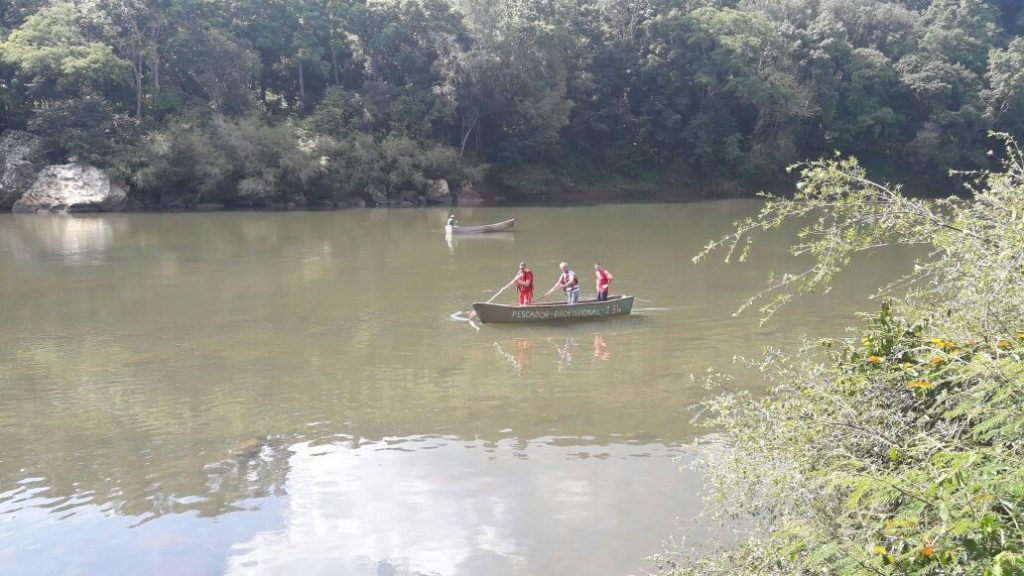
[12, 164, 128, 214]
[0, 130, 49, 210]
[424, 178, 452, 204]
[457, 181, 484, 206]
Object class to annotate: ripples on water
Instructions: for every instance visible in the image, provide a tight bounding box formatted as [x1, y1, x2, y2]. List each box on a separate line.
[0, 204, 914, 575]
[0, 433, 696, 575]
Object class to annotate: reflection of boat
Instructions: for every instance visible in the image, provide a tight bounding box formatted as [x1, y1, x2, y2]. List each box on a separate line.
[445, 218, 515, 234]
[471, 295, 634, 324]
[445, 228, 515, 252]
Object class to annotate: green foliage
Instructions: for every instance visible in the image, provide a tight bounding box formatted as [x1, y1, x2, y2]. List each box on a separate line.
[27, 97, 142, 177]
[0, 2, 128, 98]
[310, 132, 484, 202]
[306, 86, 366, 139]
[2, 0, 1024, 201]
[136, 113, 320, 206]
[986, 37, 1024, 135]
[673, 134, 1024, 574]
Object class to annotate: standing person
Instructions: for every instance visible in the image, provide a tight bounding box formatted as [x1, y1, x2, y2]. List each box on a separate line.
[545, 262, 580, 304]
[515, 262, 534, 305]
[594, 263, 613, 301]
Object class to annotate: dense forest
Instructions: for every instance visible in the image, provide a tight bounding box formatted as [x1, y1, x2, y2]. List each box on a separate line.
[2, 0, 1023, 207]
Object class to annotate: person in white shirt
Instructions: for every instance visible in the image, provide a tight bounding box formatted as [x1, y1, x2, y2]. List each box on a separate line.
[544, 262, 580, 304]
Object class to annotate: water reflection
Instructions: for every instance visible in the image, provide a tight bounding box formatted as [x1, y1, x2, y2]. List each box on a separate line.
[0, 433, 295, 524]
[593, 333, 610, 361]
[0, 203, 917, 575]
[6, 215, 116, 264]
[444, 230, 515, 253]
[554, 337, 578, 368]
[224, 436, 694, 576]
[493, 333, 615, 374]
[0, 434, 695, 576]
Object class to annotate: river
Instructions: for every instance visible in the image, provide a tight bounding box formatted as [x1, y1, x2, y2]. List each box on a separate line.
[0, 202, 912, 575]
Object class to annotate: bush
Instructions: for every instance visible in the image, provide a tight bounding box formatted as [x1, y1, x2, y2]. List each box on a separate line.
[670, 134, 1024, 575]
[309, 132, 484, 203]
[136, 112, 320, 206]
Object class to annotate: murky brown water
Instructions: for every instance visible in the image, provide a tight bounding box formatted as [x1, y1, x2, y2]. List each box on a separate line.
[0, 202, 912, 575]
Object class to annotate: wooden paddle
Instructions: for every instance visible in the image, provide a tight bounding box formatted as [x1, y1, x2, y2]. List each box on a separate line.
[468, 274, 520, 319]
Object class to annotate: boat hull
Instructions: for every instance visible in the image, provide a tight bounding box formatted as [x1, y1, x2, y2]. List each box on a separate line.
[446, 219, 515, 234]
[471, 295, 634, 324]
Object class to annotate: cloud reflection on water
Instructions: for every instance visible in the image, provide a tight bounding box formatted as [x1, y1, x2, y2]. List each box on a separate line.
[225, 435, 694, 576]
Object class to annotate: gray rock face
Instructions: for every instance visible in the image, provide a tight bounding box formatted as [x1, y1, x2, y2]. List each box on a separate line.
[12, 164, 128, 214]
[457, 181, 484, 206]
[424, 178, 451, 204]
[0, 130, 48, 210]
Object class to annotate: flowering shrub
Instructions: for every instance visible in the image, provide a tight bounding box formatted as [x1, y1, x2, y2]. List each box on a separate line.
[671, 134, 1024, 575]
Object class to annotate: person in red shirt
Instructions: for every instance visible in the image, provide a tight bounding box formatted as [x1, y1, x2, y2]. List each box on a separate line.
[594, 263, 613, 301]
[515, 262, 534, 305]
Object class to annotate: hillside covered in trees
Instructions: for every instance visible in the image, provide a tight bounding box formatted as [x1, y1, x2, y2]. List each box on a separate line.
[2, 0, 1023, 208]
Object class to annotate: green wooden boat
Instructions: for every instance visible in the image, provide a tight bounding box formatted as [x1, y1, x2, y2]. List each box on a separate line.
[471, 295, 634, 324]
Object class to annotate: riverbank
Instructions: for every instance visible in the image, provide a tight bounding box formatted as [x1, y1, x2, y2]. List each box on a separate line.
[1, 126, 951, 215]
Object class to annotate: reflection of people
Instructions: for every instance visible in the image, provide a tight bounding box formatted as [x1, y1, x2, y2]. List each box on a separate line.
[555, 337, 576, 368]
[594, 263, 613, 301]
[593, 334, 610, 361]
[515, 262, 534, 305]
[516, 338, 533, 372]
[545, 262, 580, 304]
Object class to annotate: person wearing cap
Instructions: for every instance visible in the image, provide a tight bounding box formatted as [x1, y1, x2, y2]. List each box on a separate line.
[594, 263, 613, 301]
[545, 262, 580, 304]
[514, 262, 534, 305]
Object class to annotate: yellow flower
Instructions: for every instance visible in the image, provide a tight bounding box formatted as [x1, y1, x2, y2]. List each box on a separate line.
[922, 537, 938, 557]
[867, 355, 883, 364]
[908, 380, 933, 389]
[996, 340, 1012, 349]
[928, 338, 947, 349]
[929, 356, 944, 364]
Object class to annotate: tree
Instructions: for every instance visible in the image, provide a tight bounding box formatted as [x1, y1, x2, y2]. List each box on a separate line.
[920, 0, 1001, 75]
[897, 55, 987, 171]
[985, 36, 1024, 135]
[28, 97, 142, 177]
[0, 2, 129, 102]
[671, 135, 1024, 574]
[136, 112, 320, 205]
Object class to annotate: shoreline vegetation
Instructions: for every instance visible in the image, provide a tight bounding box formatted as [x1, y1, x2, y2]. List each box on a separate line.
[3, 0, 1023, 213]
[663, 133, 1024, 574]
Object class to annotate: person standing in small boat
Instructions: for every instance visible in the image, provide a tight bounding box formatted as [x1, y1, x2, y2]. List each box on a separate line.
[515, 262, 534, 305]
[594, 263, 613, 301]
[545, 262, 580, 304]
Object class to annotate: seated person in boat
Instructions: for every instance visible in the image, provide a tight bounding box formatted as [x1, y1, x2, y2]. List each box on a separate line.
[446, 214, 457, 228]
[594, 263, 613, 301]
[515, 262, 534, 305]
[545, 262, 580, 304]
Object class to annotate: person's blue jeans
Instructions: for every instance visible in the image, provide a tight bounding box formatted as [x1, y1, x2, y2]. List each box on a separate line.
[597, 290, 608, 301]
[567, 288, 579, 304]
